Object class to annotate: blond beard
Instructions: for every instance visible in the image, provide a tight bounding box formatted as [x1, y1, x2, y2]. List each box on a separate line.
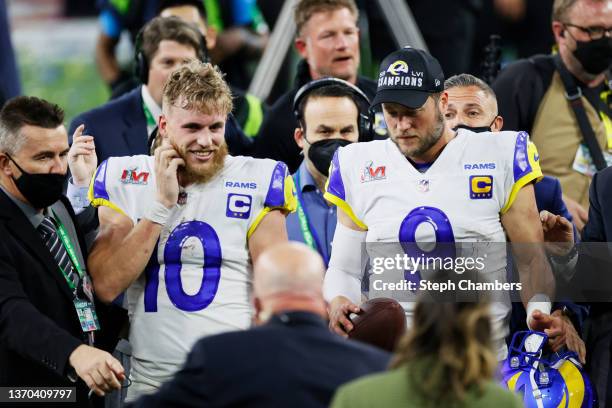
[175, 142, 228, 185]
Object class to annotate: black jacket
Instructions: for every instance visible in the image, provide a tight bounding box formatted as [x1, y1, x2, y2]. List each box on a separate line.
[575, 166, 612, 315]
[128, 311, 391, 408]
[252, 60, 377, 173]
[0, 191, 122, 407]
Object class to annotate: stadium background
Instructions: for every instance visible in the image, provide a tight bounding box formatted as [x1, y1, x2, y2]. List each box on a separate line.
[4, 0, 555, 124]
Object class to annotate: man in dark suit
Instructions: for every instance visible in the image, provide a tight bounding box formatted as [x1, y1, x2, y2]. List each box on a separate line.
[252, 0, 385, 173]
[69, 17, 251, 164]
[577, 166, 612, 406]
[128, 242, 390, 408]
[0, 96, 125, 406]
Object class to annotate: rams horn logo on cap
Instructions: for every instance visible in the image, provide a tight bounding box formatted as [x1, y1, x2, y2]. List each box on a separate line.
[386, 60, 409, 76]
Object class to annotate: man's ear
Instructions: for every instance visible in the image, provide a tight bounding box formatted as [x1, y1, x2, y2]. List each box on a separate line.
[206, 26, 218, 50]
[158, 115, 169, 139]
[294, 127, 305, 149]
[552, 21, 566, 44]
[0, 153, 14, 177]
[295, 37, 308, 59]
[492, 115, 504, 132]
[438, 91, 449, 113]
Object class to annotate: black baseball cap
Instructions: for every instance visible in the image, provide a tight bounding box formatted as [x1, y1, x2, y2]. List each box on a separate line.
[371, 47, 445, 109]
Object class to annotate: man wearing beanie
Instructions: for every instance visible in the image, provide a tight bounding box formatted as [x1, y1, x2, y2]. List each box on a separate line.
[323, 47, 562, 360]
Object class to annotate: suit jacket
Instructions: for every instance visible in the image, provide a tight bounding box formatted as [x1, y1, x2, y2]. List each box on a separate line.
[582, 166, 612, 242]
[128, 311, 391, 408]
[577, 166, 612, 315]
[69, 86, 252, 164]
[0, 190, 99, 407]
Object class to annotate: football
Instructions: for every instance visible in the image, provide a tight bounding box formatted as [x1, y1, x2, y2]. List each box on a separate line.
[348, 297, 407, 352]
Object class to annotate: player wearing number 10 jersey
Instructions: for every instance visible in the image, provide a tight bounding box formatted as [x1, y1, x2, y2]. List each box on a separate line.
[87, 61, 296, 400]
[324, 48, 556, 359]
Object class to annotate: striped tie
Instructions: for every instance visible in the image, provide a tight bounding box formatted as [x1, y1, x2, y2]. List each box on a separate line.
[38, 216, 80, 293]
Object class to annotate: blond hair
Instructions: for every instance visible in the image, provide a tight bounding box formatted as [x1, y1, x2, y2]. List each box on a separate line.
[294, 0, 358, 37]
[391, 301, 497, 407]
[552, 0, 604, 21]
[163, 60, 233, 115]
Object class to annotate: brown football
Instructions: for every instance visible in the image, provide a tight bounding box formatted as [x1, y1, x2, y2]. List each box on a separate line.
[348, 297, 407, 352]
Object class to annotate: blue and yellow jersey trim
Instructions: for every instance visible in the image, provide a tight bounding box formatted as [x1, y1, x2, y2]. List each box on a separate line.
[501, 133, 543, 214]
[323, 151, 368, 230]
[247, 162, 297, 239]
[87, 160, 127, 216]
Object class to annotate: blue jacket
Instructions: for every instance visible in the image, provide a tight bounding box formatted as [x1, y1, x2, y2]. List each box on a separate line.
[127, 312, 391, 408]
[69, 86, 252, 163]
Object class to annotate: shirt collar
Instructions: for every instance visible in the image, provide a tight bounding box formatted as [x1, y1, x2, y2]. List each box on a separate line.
[0, 184, 46, 228]
[141, 85, 162, 122]
[268, 311, 327, 329]
[296, 161, 319, 192]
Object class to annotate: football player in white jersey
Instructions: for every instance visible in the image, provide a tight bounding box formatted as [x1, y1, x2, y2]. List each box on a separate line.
[443, 73, 586, 362]
[323, 47, 556, 359]
[86, 61, 296, 399]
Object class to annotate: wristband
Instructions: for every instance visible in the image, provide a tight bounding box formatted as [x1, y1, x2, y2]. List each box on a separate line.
[526, 294, 552, 329]
[144, 201, 174, 225]
[550, 244, 578, 265]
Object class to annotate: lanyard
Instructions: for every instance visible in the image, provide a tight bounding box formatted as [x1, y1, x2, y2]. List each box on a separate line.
[142, 101, 156, 128]
[51, 211, 85, 290]
[294, 171, 329, 266]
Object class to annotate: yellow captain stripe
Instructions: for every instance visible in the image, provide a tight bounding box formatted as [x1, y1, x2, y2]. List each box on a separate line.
[323, 192, 368, 231]
[501, 141, 543, 214]
[557, 360, 585, 408]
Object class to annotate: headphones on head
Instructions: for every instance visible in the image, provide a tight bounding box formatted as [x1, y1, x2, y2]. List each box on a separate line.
[134, 19, 210, 85]
[293, 77, 373, 142]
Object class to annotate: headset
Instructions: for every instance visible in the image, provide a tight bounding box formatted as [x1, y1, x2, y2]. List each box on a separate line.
[134, 19, 210, 85]
[293, 77, 373, 142]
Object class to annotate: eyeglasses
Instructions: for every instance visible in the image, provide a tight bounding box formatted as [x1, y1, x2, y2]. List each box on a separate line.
[563, 22, 612, 40]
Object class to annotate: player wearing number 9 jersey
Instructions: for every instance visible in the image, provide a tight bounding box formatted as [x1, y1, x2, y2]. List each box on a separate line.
[323, 48, 555, 360]
[87, 61, 296, 400]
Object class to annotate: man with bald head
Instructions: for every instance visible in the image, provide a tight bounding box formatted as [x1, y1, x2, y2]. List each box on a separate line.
[128, 242, 390, 408]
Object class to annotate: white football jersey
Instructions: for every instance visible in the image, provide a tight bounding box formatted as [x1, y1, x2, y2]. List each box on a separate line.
[323, 129, 542, 358]
[89, 154, 296, 387]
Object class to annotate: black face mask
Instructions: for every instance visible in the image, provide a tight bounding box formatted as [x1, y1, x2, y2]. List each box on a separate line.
[7, 155, 67, 209]
[453, 124, 492, 133]
[452, 115, 497, 133]
[573, 36, 612, 75]
[307, 139, 352, 177]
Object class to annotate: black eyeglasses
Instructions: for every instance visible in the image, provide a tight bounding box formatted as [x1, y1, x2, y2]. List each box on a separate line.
[563, 22, 612, 40]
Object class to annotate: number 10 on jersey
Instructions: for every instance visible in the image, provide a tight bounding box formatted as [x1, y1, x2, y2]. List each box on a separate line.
[144, 221, 222, 312]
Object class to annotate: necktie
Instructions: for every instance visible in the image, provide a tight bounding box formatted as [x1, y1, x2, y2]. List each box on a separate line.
[38, 216, 90, 302]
